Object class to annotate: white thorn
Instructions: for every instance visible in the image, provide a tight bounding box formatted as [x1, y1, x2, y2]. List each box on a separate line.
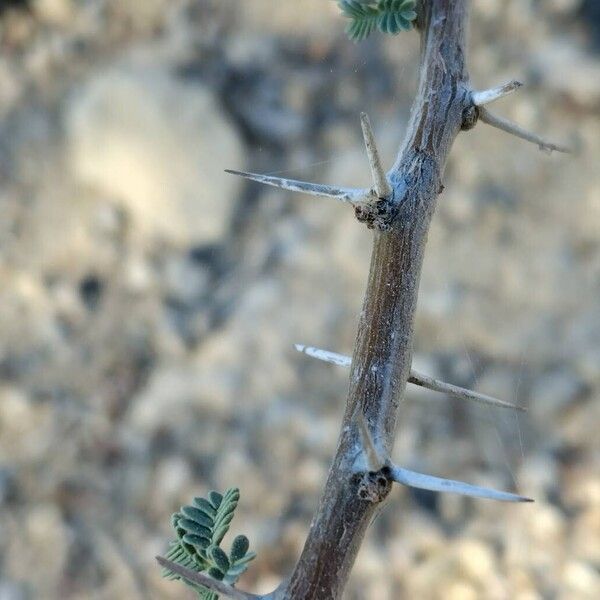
[478, 108, 571, 154]
[294, 345, 525, 412]
[157, 556, 262, 600]
[388, 465, 533, 503]
[294, 344, 352, 367]
[356, 411, 385, 471]
[225, 169, 374, 204]
[360, 113, 392, 199]
[408, 369, 526, 412]
[472, 80, 523, 106]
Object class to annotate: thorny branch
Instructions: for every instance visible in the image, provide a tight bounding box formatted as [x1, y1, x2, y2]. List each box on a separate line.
[219, 0, 571, 598]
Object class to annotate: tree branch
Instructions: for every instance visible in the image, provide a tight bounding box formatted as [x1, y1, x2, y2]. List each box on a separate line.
[281, 2, 475, 598]
[222, 1, 557, 596]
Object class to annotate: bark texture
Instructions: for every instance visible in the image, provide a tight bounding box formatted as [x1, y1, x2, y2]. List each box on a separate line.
[281, 1, 471, 598]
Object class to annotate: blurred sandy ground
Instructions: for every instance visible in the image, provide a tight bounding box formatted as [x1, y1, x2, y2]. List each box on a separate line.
[0, 1, 598, 598]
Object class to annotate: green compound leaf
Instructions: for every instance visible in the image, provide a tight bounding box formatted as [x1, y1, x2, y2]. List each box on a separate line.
[161, 488, 256, 599]
[337, 0, 417, 41]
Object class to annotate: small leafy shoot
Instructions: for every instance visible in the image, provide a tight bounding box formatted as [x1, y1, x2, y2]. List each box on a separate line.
[161, 488, 256, 599]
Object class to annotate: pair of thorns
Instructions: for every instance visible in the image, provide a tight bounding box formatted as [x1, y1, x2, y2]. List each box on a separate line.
[226, 80, 569, 216]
